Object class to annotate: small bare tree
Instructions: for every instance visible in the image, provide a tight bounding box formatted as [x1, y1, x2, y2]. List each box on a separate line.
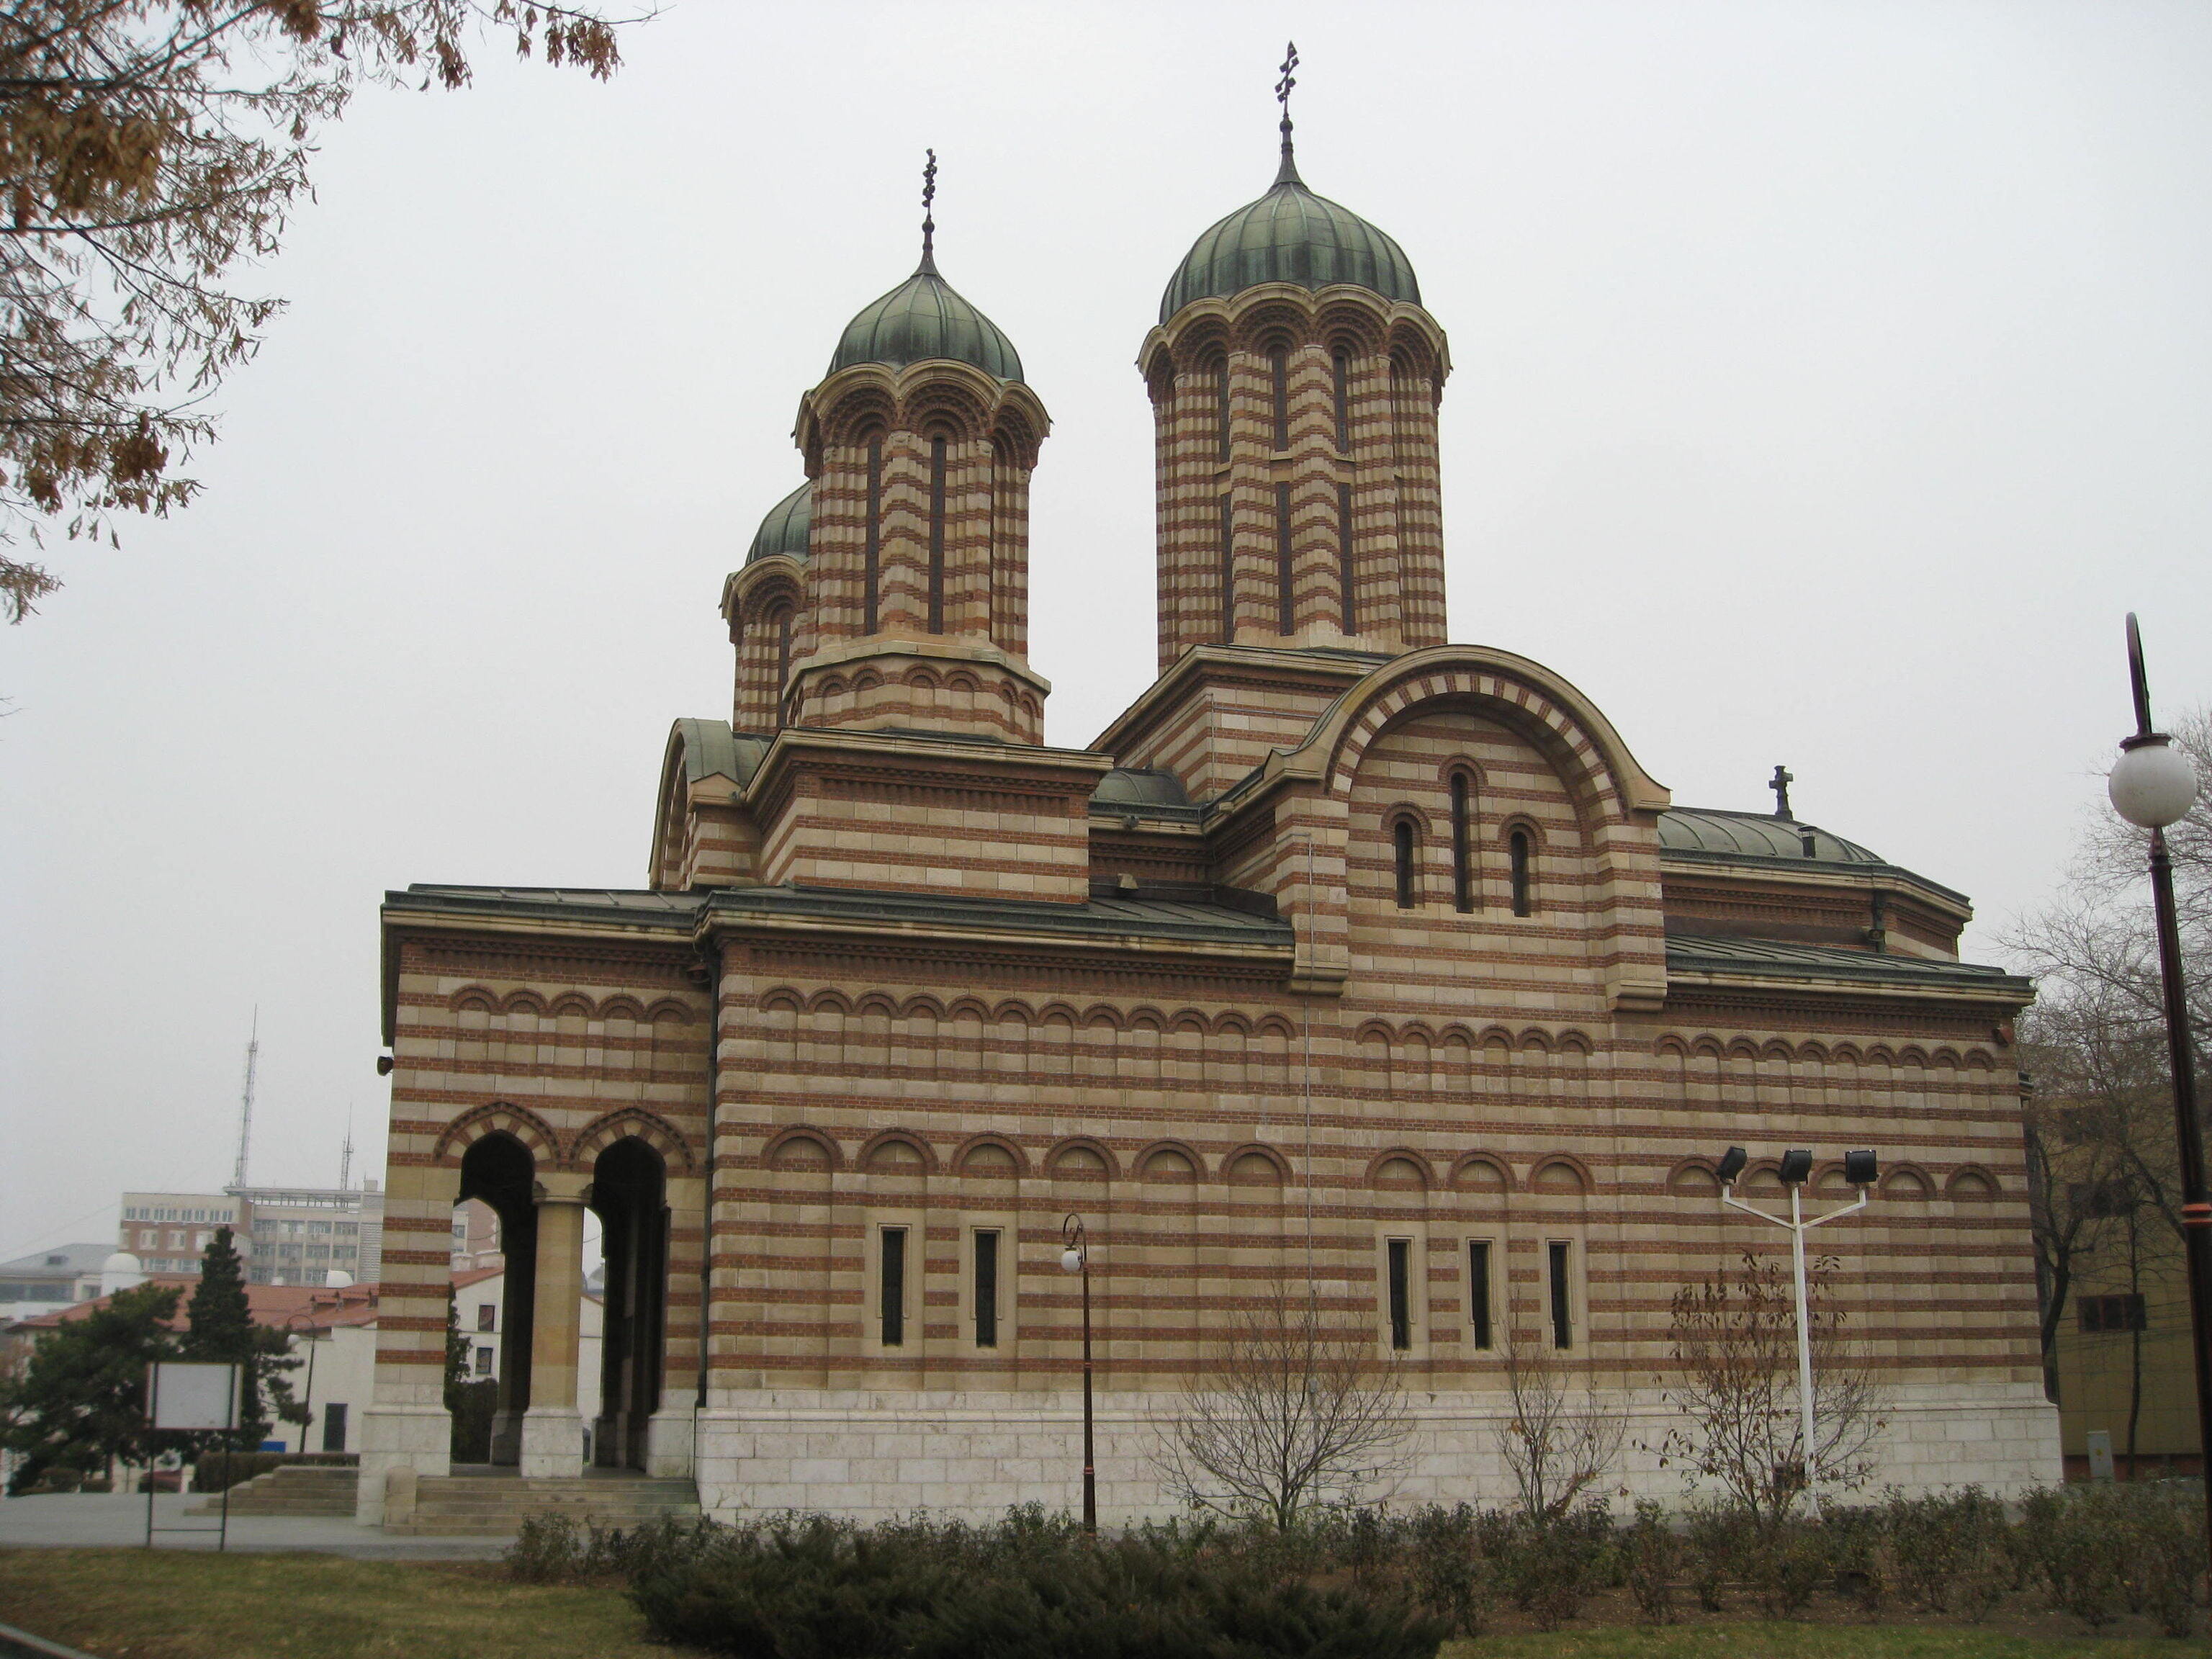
[1649, 1251, 1885, 1526]
[1495, 1327, 1624, 1519]
[1151, 1284, 1411, 1529]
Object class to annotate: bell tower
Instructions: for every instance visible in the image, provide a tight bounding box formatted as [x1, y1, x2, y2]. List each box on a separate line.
[1140, 54, 1449, 673]
[783, 156, 1052, 745]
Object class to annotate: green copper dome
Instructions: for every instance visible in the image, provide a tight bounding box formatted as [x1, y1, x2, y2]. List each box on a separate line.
[830, 252, 1024, 383]
[1161, 149, 1420, 323]
[745, 480, 811, 565]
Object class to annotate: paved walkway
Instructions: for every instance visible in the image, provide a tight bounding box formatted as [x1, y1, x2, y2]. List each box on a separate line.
[0, 1493, 510, 1559]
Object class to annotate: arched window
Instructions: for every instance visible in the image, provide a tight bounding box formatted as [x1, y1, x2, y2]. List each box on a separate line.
[1275, 482, 1294, 634]
[1338, 482, 1356, 634]
[927, 435, 947, 633]
[1509, 827, 1533, 917]
[1332, 350, 1351, 451]
[773, 605, 793, 716]
[1269, 346, 1290, 450]
[863, 436, 883, 633]
[1214, 357, 1231, 462]
[1450, 773, 1473, 912]
[1218, 493, 1236, 642]
[1394, 819, 1418, 909]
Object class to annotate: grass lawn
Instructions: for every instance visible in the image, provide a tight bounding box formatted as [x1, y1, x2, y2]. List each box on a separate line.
[0, 1550, 673, 1659]
[0, 1549, 2192, 1659]
[1443, 1629, 2193, 1659]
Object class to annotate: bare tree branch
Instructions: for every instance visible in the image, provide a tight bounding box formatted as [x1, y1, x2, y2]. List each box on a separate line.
[1148, 1282, 1413, 1530]
[0, 1, 653, 618]
[1494, 1326, 1624, 1520]
[1645, 1251, 1887, 1526]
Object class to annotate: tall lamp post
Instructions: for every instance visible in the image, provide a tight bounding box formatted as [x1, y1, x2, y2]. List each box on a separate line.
[1058, 1214, 1097, 1534]
[2105, 613, 2212, 1557]
[1716, 1144, 1879, 1516]
[284, 1312, 321, 1452]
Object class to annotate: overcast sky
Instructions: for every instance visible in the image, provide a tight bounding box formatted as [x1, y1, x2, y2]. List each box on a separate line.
[5, 1, 2210, 1263]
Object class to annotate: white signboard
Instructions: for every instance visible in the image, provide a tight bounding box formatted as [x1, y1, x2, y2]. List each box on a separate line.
[148, 1362, 240, 1431]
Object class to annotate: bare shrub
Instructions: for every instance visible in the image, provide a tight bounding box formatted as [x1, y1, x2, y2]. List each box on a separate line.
[1148, 1284, 1411, 1529]
[1648, 1251, 1885, 1524]
[1495, 1326, 1624, 1521]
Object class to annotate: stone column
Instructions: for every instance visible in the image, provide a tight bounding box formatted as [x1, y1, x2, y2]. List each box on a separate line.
[518, 1172, 590, 1478]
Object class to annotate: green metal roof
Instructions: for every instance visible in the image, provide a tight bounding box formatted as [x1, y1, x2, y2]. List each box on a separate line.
[1161, 150, 1420, 323]
[830, 255, 1023, 382]
[1665, 932, 2031, 997]
[387, 882, 1292, 951]
[745, 481, 811, 567]
[1658, 806, 1970, 906]
[1659, 807, 1883, 865]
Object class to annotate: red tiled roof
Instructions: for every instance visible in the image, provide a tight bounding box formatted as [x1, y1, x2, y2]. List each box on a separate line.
[16, 1278, 392, 1334]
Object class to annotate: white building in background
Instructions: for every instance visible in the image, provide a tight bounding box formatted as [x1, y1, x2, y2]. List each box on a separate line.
[117, 1183, 385, 1287]
[0, 1244, 112, 1320]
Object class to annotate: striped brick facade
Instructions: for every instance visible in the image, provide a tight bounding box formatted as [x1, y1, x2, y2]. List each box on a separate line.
[1139, 284, 1448, 673]
[360, 160, 2057, 1526]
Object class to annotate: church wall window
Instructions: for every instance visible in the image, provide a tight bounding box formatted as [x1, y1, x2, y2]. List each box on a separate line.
[878, 1225, 907, 1347]
[972, 1227, 1000, 1349]
[1547, 1238, 1577, 1349]
[1274, 482, 1294, 634]
[1467, 1238, 1495, 1350]
[1218, 494, 1236, 642]
[1214, 358, 1231, 462]
[1393, 818, 1419, 909]
[864, 436, 883, 633]
[1332, 350, 1350, 451]
[927, 436, 948, 634]
[1338, 482, 1356, 634]
[1385, 1236, 1413, 1352]
[1509, 827, 1534, 917]
[1450, 773, 1474, 912]
[1269, 346, 1290, 451]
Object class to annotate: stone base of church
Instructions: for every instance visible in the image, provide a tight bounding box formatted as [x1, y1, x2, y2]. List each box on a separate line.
[645, 1403, 698, 1478]
[355, 1403, 453, 1524]
[521, 1406, 588, 1478]
[695, 1382, 2060, 1523]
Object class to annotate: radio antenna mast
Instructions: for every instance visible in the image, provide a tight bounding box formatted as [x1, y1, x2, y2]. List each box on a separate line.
[232, 1010, 259, 1192]
[339, 1111, 354, 1192]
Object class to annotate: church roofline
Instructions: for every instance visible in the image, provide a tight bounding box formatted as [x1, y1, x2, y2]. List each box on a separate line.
[1664, 932, 2031, 1005]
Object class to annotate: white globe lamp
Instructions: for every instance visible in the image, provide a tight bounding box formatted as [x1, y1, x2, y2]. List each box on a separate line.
[2110, 734, 2199, 831]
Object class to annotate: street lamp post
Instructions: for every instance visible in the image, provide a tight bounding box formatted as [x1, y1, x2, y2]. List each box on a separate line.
[1058, 1215, 1097, 1534]
[285, 1313, 320, 1452]
[1716, 1145, 1879, 1516]
[2105, 613, 2212, 1560]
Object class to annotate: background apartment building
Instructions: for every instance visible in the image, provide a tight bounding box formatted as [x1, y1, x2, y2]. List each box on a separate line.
[117, 1183, 386, 1287]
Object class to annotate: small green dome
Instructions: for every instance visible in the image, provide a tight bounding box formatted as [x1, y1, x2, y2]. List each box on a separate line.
[1161, 151, 1420, 323]
[745, 480, 811, 565]
[830, 254, 1023, 383]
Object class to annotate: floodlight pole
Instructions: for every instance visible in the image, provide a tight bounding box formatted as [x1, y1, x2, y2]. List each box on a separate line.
[1720, 1180, 1869, 1517]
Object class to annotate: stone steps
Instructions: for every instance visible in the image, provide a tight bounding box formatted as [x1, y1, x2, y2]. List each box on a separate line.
[189, 1465, 359, 1516]
[386, 1474, 700, 1536]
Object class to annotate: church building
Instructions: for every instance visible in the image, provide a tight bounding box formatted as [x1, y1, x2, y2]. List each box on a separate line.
[358, 107, 2057, 1524]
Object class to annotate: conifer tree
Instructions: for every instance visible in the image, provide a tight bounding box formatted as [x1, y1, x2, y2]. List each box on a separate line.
[185, 1226, 303, 1446]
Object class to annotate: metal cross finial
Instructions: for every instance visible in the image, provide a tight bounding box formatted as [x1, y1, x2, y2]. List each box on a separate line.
[1272, 42, 1302, 185]
[920, 148, 938, 270]
[1771, 764, 1795, 820]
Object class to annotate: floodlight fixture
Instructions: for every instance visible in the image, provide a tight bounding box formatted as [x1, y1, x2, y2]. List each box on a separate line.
[1715, 1146, 1748, 1186]
[1844, 1149, 1879, 1188]
[1778, 1148, 1814, 1185]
